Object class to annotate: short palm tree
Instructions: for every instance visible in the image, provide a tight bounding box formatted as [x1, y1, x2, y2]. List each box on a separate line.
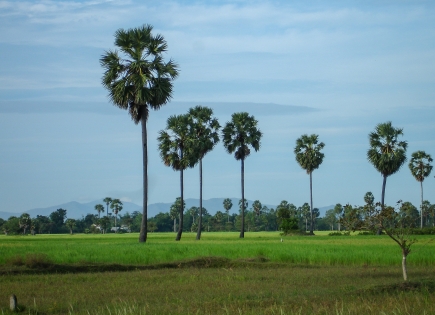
[408, 150, 433, 228]
[367, 121, 407, 209]
[222, 112, 262, 238]
[187, 106, 220, 240]
[94, 204, 105, 219]
[158, 114, 195, 241]
[294, 134, 325, 235]
[100, 24, 179, 243]
[223, 198, 233, 223]
[110, 199, 123, 233]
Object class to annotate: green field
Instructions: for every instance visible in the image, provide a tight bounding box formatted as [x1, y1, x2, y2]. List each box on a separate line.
[1, 232, 434, 314]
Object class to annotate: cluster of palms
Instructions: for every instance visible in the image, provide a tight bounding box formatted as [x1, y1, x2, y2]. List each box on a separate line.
[94, 197, 123, 233]
[367, 122, 433, 231]
[157, 107, 261, 240]
[101, 25, 432, 242]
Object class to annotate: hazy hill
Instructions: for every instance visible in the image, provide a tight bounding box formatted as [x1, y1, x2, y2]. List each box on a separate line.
[1, 198, 334, 220]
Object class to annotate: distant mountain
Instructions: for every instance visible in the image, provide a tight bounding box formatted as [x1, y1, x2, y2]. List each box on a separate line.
[0, 198, 334, 220]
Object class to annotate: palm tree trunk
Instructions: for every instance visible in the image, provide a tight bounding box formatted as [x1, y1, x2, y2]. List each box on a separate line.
[377, 175, 387, 235]
[176, 149, 184, 241]
[139, 113, 148, 243]
[309, 172, 314, 235]
[240, 158, 245, 238]
[196, 158, 203, 240]
[420, 181, 423, 228]
[173, 218, 176, 232]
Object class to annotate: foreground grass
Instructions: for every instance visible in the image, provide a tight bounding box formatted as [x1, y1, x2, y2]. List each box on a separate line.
[1, 232, 434, 314]
[1, 232, 435, 266]
[0, 264, 434, 314]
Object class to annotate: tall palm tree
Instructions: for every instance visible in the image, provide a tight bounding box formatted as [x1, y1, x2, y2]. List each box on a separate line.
[103, 197, 112, 217]
[94, 204, 105, 219]
[222, 112, 262, 238]
[158, 114, 195, 241]
[294, 134, 325, 235]
[110, 199, 123, 233]
[100, 25, 179, 243]
[367, 122, 407, 210]
[223, 198, 233, 223]
[187, 106, 220, 240]
[408, 150, 433, 228]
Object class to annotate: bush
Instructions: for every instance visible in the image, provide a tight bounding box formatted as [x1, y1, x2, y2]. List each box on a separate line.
[328, 231, 350, 236]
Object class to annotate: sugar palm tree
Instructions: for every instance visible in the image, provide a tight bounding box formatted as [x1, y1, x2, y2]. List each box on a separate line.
[110, 199, 123, 233]
[187, 106, 220, 240]
[100, 24, 179, 243]
[223, 198, 233, 223]
[367, 122, 407, 209]
[94, 204, 105, 219]
[158, 114, 195, 241]
[294, 134, 325, 235]
[103, 197, 112, 217]
[408, 150, 433, 228]
[222, 112, 262, 238]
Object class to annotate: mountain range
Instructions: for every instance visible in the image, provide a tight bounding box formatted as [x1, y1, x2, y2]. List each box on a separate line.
[0, 198, 334, 220]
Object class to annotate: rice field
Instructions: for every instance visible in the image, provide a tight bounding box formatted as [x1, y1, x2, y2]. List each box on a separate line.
[0, 232, 434, 314]
[1, 231, 434, 266]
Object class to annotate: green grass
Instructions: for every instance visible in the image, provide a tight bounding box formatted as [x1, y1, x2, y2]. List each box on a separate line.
[1, 231, 434, 266]
[0, 232, 434, 314]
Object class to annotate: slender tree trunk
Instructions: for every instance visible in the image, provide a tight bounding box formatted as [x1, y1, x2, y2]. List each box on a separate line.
[420, 181, 423, 228]
[402, 251, 408, 281]
[173, 218, 176, 233]
[309, 172, 314, 235]
[115, 213, 117, 233]
[176, 149, 184, 241]
[139, 113, 148, 243]
[196, 158, 203, 240]
[240, 158, 245, 238]
[377, 175, 387, 235]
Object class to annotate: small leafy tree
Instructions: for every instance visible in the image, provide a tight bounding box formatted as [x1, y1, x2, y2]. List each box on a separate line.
[65, 218, 76, 235]
[19, 213, 31, 235]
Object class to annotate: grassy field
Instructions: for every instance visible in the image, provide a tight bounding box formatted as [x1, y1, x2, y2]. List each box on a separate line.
[0, 232, 434, 314]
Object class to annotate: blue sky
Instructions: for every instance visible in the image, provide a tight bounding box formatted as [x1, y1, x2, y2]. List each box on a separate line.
[0, 0, 434, 214]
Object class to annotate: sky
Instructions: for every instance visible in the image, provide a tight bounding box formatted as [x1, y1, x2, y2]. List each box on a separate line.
[0, 0, 434, 214]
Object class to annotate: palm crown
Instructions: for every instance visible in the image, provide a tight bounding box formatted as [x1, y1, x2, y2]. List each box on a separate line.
[408, 150, 433, 183]
[294, 134, 325, 174]
[367, 121, 407, 177]
[222, 112, 262, 160]
[158, 114, 196, 171]
[188, 106, 220, 161]
[100, 24, 178, 123]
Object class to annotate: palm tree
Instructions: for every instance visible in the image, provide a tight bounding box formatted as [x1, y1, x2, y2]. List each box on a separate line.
[408, 150, 433, 228]
[158, 114, 195, 241]
[294, 134, 325, 235]
[94, 204, 105, 219]
[65, 218, 76, 235]
[187, 106, 220, 240]
[100, 25, 179, 243]
[110, 199, 123, 232]
[367, 122, 407, 211]
[222, 112, 262, 238]
[103, 197, 112, 217]
[169, 197, 184, 233]
[223, 198, 233, 223]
